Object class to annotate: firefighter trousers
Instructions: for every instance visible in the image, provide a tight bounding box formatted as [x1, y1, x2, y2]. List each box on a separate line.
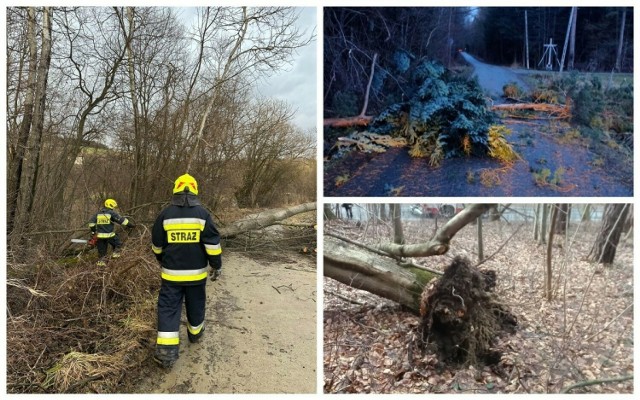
[97, 235, 122, 258]
[156, 280, 206, 350]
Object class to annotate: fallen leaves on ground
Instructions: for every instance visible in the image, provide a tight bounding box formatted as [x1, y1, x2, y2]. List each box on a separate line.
[323, 217, 633, 394]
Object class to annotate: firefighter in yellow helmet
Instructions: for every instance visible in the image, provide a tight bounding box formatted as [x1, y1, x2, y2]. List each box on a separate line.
[88, 198, 134, 267]
[151, 174, 222, 368]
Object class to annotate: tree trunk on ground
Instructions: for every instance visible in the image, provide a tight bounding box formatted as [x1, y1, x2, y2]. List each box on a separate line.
[323, 204, 492, 312]
[324, 236, 436, 313]
[587, 204, 630, 264]
[221, 202, 316, 238]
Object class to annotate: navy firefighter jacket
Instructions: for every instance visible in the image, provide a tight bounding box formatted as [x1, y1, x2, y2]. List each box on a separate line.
[151, 193, 222, 284]
[88, 208, 130, 238]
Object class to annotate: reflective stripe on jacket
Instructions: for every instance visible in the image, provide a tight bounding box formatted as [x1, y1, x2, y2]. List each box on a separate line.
[151, 193, 222, 284]
[88, 208, 129, 238]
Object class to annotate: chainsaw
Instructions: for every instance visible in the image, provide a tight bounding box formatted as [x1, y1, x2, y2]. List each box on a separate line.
[71, 235, 98, 247]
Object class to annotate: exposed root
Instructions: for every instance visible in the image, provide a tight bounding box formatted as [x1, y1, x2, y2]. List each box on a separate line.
[419, 256, 517, 366]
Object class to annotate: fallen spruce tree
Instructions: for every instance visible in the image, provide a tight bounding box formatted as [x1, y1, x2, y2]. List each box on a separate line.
[324, 204, 518, 366]
[325, 61, 518, 165]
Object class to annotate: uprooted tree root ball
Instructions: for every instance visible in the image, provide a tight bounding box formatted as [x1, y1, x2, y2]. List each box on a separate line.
[419, 256, 517, 366]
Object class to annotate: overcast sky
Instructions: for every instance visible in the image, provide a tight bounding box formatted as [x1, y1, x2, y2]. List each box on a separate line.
[254, 7, 317, 131]
[180, 6, 317, 131]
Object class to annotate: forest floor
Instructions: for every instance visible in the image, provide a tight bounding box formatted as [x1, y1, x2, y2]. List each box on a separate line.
[323, 55, 633, 197]
[323, 218, 634, 394]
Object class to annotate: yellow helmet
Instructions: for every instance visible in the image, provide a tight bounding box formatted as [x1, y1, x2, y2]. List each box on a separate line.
[104, 198, 118, 209]
[173, 173, 198, 195]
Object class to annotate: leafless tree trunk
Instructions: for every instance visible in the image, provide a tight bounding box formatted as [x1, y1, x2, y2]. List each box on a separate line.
[8, 7, 54, 246]
[390, 204, 405, 244]
[379, 204, 388, 221]
[221, 202, 316, 238]
[555, 204, 568, 234]
[477, 216, 484, 262]
[124, 7, 142, 207]
[7, 7, 38, 237]
[581, 204, 592, 222]
[539, 204, 549, 245]
[546, 205, 559, 301]
[587, 204, 630, 264]
[324, 204, 337, 220]
[533, 204, 541, 241]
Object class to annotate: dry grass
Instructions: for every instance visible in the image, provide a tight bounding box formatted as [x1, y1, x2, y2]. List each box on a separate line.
[6, 231, 159, 393]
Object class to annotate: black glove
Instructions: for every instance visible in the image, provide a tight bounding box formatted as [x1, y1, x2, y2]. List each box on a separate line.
[126, 222, 135, 229]
[210, 268, 221, 281]
[210, 255, 222, 270]
[155, 254, 163, 263]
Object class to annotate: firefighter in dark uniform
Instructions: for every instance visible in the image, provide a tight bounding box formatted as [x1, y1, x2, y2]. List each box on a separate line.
[151, 173, 222, 368]
[88, 199, 134, 267]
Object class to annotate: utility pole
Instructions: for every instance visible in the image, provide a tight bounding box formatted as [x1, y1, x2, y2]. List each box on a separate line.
[525, 10, 530, 69]
[568, 7, 577, 70]
[539, 38, 558, 71]
[559, 7, 576, 73]
[615, 7, 627, 71]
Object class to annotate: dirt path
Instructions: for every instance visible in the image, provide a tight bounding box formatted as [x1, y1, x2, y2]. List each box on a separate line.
[460, 52, 529, 98]
[134, 252, 317, 394]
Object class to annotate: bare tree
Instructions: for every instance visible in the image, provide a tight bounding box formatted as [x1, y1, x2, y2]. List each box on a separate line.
[7, 7, 53, 244]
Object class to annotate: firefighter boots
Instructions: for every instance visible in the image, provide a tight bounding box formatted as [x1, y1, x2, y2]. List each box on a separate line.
[153, 346, 179, 369]
[188, 326, 205, 343]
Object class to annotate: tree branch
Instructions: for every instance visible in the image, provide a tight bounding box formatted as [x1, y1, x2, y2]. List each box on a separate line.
[561, 375, 633, 393]
[376, 204, 493, 257]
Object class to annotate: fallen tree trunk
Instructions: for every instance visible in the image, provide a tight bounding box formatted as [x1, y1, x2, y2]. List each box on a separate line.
[324, 236, 437, 313]
[324, 204, 493, 313]
[323, 115, 373, 128]
[221, 202, 316, 238]
[491, 101, 571, 119]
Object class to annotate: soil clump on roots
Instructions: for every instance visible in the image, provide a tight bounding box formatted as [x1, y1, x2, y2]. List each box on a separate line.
[420, 256, 517, 366]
